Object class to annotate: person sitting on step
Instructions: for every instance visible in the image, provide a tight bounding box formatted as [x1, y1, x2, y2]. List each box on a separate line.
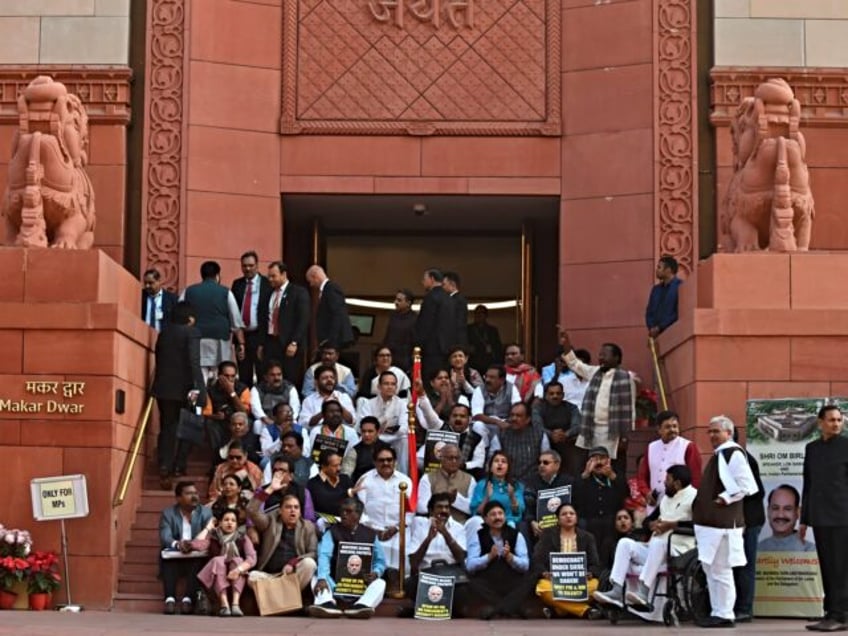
[308, 497, 387, 619]
[192, 509, 256, 616]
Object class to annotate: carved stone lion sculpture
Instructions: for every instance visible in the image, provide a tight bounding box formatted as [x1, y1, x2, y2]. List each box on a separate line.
[720, 78, 815, 252]
[2, 76, 96, 248]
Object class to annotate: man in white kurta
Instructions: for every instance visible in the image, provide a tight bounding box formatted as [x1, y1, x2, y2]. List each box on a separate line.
[355, 446, 413, 570]
[356, 371, 410, 474]
[692, 415, 758, 626]
[594, 464, 698, 610]
[298, 365, 355, 430]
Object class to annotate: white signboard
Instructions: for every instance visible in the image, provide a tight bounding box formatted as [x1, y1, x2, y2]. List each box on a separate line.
[30, 474, 89, 521]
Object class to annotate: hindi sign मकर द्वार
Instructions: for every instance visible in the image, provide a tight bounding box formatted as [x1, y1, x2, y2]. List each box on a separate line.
[0, 380, 86, 415]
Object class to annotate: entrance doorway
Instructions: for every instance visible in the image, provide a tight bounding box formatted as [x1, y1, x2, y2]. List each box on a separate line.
[282, 194, 559, 375]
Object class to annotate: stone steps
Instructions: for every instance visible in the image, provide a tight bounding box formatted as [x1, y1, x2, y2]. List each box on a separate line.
[112, 592, 164, 613]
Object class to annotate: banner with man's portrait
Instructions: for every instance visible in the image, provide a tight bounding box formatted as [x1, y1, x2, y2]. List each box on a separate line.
[745, 398, 831, 617]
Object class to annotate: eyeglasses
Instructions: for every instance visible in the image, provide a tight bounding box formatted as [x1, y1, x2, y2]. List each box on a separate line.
[377, 353, 392, 357]
[538, 460, 554, 465]
[376, 457, 394, 463]
[227, 455, 244, 461]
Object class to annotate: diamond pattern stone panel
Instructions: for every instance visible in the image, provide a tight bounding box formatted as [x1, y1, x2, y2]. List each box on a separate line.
[281, 0, 560, 135]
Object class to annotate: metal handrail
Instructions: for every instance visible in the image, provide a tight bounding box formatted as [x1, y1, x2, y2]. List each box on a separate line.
[112, 395, 155, 507]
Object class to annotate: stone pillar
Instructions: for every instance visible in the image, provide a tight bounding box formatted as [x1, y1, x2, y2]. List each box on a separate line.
[0, 248, 152, 609]
[658, 253, 848, 456]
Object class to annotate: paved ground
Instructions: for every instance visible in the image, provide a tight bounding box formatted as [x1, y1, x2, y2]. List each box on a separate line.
[0, 612, 812, 636]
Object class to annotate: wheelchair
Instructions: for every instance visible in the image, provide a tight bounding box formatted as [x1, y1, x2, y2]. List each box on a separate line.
[605, 527, 711, 627]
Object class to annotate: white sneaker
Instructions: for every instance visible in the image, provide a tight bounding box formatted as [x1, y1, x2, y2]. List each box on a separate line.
[593, 588, 624, 608]
[625, 587, 651, 609]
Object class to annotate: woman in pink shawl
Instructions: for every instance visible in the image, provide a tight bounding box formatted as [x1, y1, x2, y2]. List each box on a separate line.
[193, 509, 256, 616]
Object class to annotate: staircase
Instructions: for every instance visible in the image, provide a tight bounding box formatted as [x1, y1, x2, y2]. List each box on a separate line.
[112, 460, 210, 612]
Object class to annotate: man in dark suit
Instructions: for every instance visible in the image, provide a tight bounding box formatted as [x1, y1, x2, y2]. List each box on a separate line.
[142, 268, 178, 332]
[801, 405, 848, 632]
[150, 301, 208, 485]
[231, 250, 272, 387]
[259, 261, 310, 385]
[415, 268, 454, 379]
[467, 304, 503, 375]
[443, 271, 468, 347]
[306, 265, 354, 352]
[158, 480, 213, 615]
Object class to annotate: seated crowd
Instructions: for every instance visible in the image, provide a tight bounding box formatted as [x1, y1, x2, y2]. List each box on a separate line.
[158, 328, 721, 623]
[156, 259, 768, 626]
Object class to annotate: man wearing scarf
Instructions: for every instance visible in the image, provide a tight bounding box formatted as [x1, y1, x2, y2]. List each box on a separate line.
[503, 342, 541, 404]
[693, 415, 758, 628]
[559, 332, 635, 473]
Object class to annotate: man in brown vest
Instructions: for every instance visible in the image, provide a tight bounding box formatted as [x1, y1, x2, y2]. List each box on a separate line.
[416, 443, 476, 523]
[692, 415, 758, 627]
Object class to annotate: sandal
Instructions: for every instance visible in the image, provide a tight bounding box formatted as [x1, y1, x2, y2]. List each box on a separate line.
[219, 606, 231, 617]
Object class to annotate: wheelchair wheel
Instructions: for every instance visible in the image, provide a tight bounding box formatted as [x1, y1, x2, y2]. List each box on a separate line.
[682, 558, 711, 624]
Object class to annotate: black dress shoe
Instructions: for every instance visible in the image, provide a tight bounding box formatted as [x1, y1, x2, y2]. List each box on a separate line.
[396, 606, 415, 618]
[807, 619, 848, 632]
[734, 612, 753, 623]
[697, 616, 735, 628]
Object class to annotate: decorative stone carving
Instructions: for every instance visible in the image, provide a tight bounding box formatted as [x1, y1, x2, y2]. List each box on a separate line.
[141, 0, 185, 291]
[720, 79, 815, 253]
[0, 67, 131, 125]
[712, 67, 848, 127]
[655, 0, 697, 277]
[1, 76, 96, 249]
[281, 0, 561, 136]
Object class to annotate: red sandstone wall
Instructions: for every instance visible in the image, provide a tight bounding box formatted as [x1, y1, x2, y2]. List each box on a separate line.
[560, 0, 656, 384]
[0, 249, 153, 608]
[180, 0, 283, 285]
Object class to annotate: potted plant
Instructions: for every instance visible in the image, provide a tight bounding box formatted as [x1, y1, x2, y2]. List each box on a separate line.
[635, 388, 659, 428]
[25, 551, 61, 611]
[0, 526, 32, 609]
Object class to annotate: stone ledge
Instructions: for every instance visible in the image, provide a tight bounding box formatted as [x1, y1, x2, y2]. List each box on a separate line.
[0, 65, 131, 124]
[711, 66, 848, 127]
